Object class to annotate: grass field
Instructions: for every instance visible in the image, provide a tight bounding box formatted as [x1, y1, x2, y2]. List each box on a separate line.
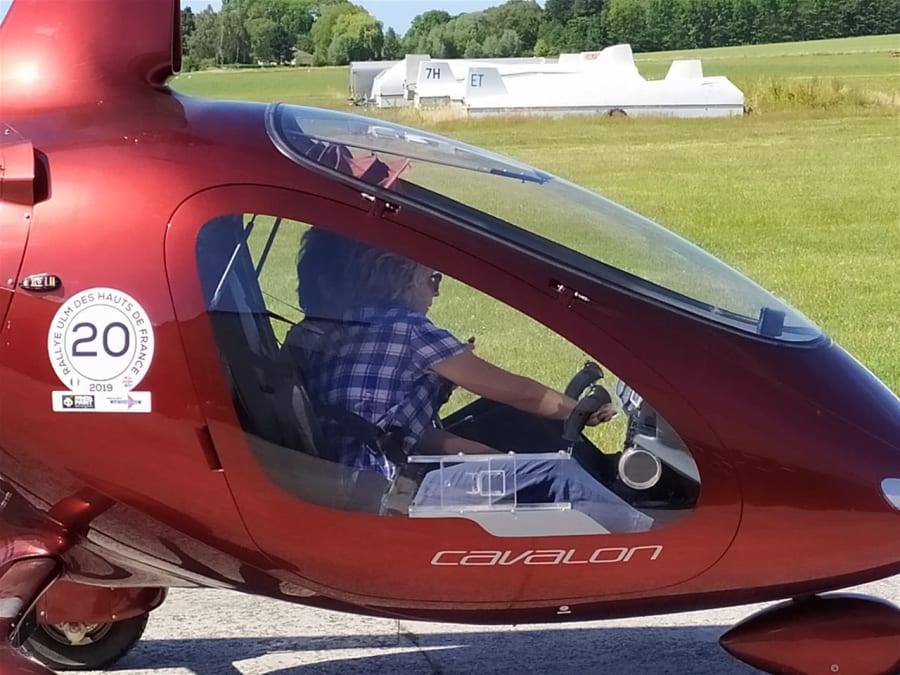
[173, 35, 900, 398]
[637, 34, 900, 87]
[173, 34, 900, 108]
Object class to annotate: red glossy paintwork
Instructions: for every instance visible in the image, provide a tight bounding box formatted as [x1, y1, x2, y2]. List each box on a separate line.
[1, 1, 899, 673]
[0, 641, 54, 675]
[720, 594, 900, 675]
[36, 582, 166, 625]
[0, 135, 34, 328]
[0, 559, 58, 675]
[166, 186, 743, 607]
[0, 140, 35, 205]
[0, 517, 62, 675]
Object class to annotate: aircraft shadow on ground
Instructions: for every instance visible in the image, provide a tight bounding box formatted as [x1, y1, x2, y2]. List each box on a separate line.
[115, 625, 763, 674]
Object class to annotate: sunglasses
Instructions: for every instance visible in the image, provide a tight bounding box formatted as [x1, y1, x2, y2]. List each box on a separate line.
[428, 272, 443, 293]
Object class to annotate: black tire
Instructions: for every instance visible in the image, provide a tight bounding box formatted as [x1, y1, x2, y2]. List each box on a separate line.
[22, 613, 148, 671]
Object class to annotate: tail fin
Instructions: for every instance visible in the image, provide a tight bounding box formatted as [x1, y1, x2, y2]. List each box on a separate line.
[0, 0, 180, 113]
[665, 59, 704, 80]
[416, 60, 454, 98]
[464, 67, 507, 99]
[404, 54, 431, 85]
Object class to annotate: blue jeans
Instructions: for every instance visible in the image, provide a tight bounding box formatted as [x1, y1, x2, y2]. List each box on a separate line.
[411, 456, 653, 533]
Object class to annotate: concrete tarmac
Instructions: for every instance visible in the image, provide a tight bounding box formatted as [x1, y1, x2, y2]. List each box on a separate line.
[78, 577, 900, 675]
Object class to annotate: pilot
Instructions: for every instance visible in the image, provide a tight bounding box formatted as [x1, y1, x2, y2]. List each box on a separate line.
[288, 229, 652, 533]
[295, 227, 361, 322]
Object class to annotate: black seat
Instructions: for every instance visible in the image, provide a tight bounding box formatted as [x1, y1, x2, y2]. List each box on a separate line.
[197, 216, 415, 514]
[198, 215, 319, 454]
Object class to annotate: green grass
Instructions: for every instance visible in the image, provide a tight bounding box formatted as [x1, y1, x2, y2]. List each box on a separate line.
[638, 34, 900, 60]
[430, 110, 900, 387]
[173, 34, 900, 111]
[174, 66, 350, 108]
[174, 36, 900, 398]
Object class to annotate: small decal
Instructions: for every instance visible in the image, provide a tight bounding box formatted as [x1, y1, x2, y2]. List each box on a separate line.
[47, 288, 155, 393]
[55, 393, 96, 410]
[52, 391, 152, 413]
[21, 273, 62, 292]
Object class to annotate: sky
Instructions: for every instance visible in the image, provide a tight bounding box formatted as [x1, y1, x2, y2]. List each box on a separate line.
[0, 1, 519, 37]
[183, 1, 516, 35]
[350, 1, 512, 33]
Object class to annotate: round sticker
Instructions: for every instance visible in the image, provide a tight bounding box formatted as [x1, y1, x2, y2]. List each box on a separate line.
[47, 288, 154, 393]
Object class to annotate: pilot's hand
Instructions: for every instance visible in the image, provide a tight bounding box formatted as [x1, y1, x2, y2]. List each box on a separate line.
[585, 402, 617, 426]
[435, 375, 457, 405]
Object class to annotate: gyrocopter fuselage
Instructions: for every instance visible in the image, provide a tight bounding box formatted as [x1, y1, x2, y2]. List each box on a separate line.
[0, 1, 899, 673]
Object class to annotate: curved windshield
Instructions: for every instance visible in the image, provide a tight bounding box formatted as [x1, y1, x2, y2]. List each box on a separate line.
[266, 104, 821, 343]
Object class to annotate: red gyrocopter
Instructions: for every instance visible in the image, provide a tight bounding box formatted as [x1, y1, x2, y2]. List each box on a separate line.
[0, 1, 898, 672]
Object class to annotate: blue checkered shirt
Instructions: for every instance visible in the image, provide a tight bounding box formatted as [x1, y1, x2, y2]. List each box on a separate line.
[305, 305, 468, 478]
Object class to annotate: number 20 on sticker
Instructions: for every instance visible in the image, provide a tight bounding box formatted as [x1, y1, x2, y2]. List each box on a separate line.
[47, 288, 155, 393]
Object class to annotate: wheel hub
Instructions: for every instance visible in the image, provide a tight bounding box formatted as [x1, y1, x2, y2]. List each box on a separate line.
[44, 622, 111, 646]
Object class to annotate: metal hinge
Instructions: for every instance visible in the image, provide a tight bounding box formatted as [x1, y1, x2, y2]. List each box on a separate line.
[550, 280, 589, 308]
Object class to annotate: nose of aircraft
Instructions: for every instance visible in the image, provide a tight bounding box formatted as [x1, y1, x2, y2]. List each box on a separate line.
[800, 345, 900, 513]
[719, 343, 900, 673]
[816, 347, 900, 563]
[717, 339, 900, 596]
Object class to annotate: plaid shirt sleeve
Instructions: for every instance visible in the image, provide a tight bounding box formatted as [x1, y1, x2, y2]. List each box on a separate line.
[409, 316, 469, 373]
[378, 315, 468, 448]
[311, 309, 469, 478]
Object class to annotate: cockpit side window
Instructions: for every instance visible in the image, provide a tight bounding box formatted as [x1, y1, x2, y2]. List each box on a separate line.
[198, 215, 283, 439]
[197, 214, 700, 536]
[0, 2, 12, 26]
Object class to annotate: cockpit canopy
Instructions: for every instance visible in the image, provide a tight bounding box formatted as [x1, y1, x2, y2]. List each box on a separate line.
[267, 103, 821, 343]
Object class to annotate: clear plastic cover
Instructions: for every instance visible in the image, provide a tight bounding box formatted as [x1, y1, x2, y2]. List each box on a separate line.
[267, 103, 822, 343]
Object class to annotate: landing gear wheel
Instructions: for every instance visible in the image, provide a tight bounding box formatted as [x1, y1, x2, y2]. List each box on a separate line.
[22, 613, 148, 671]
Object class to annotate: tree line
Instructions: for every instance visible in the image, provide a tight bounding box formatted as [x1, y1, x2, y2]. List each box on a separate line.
[181, 0, 899, 69]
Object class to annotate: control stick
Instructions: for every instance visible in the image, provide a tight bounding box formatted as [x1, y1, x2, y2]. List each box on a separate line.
[563, 384, 612, 446]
